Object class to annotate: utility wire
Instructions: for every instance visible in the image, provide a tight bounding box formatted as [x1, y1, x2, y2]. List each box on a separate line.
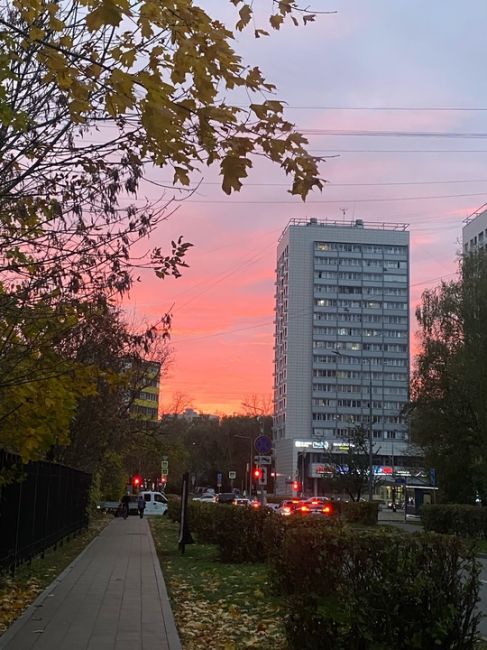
[170, 273, 457, 345]
[183, 191, 487, 205]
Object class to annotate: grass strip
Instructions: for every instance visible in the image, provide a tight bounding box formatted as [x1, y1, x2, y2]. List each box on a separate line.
[150, 517, 287, 650]
[0, 514, 109, 636]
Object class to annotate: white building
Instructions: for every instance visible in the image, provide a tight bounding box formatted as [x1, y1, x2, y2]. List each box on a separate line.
[463, 204, 487, 253]
[273, 218, 411, 496]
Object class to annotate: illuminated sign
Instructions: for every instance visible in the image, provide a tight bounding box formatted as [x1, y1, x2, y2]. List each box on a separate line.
[295, 440, 330, 450]
[309, 463, 335, 478]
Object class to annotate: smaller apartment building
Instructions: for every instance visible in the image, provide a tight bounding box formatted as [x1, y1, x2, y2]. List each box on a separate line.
[128, 360, 161, 421]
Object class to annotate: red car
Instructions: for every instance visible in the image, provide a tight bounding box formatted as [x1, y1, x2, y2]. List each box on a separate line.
[297, 497, 334, 517]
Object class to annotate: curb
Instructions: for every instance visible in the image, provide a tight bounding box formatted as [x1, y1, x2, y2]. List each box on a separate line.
[147, 522, 182, 650]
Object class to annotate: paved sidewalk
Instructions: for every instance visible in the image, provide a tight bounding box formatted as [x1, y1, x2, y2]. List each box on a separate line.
[0, 517, 181, 650]
[378, 510, 423, 533]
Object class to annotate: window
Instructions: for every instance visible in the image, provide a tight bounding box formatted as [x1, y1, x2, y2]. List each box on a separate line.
[365, 301, 381, 309]
[337, 327, 361, 336]
[315, 298, 336, 307]
[384, 274, 407, 283]
[364, 329, 380, 337]
[384, 260, 407, 269]
[313, 398, 336, 407]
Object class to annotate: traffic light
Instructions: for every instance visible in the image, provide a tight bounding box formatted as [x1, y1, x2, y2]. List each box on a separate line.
[292, 480, 301, 492]
[253, 468, 262, 480]
[132, 474, 143, 490]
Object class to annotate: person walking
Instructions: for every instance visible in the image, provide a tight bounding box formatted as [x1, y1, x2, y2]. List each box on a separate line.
[121, 493, 130, 519]
[137, 494, 146, 519]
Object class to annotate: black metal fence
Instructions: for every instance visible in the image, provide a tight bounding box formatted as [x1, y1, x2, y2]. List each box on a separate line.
[0, 450, 92, 572]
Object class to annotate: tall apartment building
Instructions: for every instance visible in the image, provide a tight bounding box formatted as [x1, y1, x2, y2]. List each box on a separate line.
[463, 204, 487, 253]
[273, 218, 410, 496]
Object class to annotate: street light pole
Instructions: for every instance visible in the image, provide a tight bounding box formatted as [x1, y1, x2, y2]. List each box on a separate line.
[367, 358, 374, 502]
[234, 434, 254, 498]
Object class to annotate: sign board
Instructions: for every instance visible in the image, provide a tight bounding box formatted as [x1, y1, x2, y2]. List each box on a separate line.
[254, 435, 272, 455]
[228, 471, 236, 480]
[254, 455, 272, 465]
[258, 466, 268, 486]
[161, 460, 169, 474]
[309, 463, 334, 478]
[216, 471, 223, 487]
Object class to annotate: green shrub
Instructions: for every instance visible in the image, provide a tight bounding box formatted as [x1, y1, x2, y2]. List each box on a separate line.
[272, 527, 480, 649]
[166, 496, 181, 522]
[338, 500, 379, 525]
[421, 504, 487, 537]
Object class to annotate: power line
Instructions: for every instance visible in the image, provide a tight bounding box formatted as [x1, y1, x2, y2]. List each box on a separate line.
[279, 105, 487, 112]
[310, 149, 487, 154]
[183, 191, 487, 205]
[300, 129, 487, 139]
[151, 178, 487, 190]
[170, 272, 457, 345]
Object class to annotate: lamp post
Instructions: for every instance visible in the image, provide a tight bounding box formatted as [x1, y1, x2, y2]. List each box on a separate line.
[332, 349, 374, 502]
[234, 434, 254, 498]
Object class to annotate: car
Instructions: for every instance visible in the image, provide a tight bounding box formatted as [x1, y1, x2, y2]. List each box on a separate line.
[139, 491, 168, 516]
[192, 494, 216, 503]
[297, 497, 335, 517]
[215, 492, 237, 504]
[276, 499, 303, 516]
[233, 497, 251, 507]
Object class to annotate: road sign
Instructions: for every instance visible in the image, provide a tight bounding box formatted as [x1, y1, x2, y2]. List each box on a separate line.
[258, 466, 268, 486]
[161, 460, 169, 474]
[254, 435, 272, 455]
[254, 455, 272, 465]
[216, 471, 223, 487]
[228, 471, 236, 480]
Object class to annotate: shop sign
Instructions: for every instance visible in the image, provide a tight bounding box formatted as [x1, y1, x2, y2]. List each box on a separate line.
[309, 463, 335, 478]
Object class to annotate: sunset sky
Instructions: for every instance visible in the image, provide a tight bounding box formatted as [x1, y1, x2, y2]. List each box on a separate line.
[124, 1, 487, 415]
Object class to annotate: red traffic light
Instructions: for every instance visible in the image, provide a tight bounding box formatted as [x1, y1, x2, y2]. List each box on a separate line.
[292, 481, 301, 491]
[253, 468, 262, 480]
[132, 474, 142, 487]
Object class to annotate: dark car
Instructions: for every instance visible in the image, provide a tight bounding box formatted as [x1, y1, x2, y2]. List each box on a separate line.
[215, 492, 238, 504]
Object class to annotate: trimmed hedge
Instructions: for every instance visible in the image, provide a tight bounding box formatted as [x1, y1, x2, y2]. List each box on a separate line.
[421, 504, 487, 537]
[272, 527, 480, 650]
[166, 496, 181, 522]
[187, 502, 341, 563]
[337, 500, 379, 525]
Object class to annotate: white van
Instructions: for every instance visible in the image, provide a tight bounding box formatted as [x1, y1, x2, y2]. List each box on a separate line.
[140, 491, 168, 516]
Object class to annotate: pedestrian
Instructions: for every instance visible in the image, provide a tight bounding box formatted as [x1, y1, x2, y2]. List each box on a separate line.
[137, 494, 146, 519]
[121, 493, 130, 519]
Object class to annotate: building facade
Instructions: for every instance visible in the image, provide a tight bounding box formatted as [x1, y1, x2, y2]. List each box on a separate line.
[463, 204, 487, 254]
[129, 360, 161, 421]
[273, 218, 411, 496]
